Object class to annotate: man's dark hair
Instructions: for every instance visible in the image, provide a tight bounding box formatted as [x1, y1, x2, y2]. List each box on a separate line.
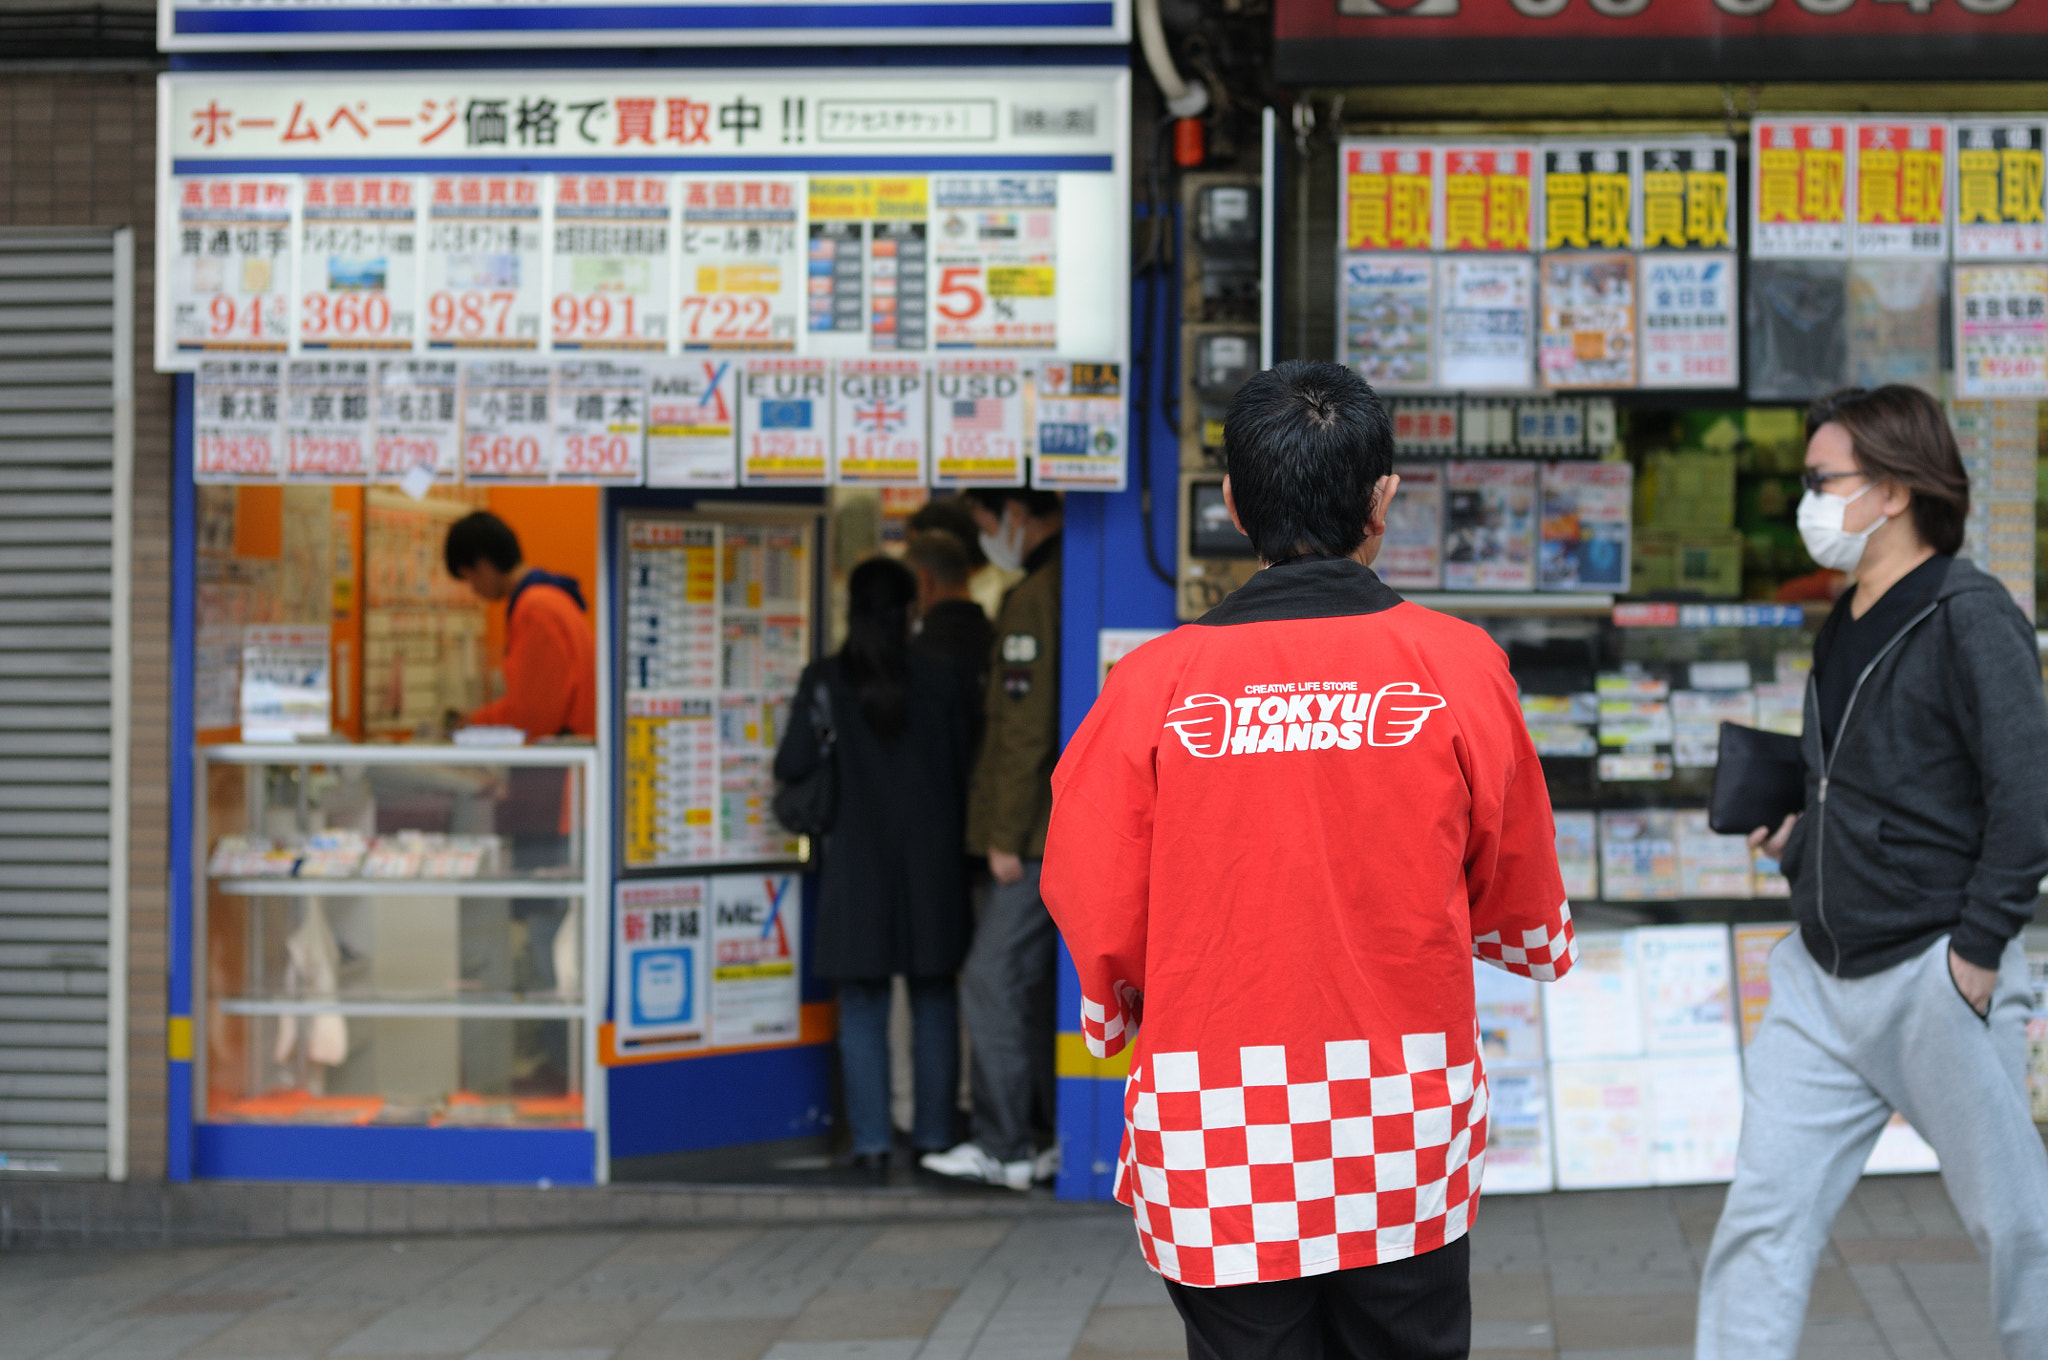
[908, 496, 990, 569]
[444, 510, 523, 577]
[1223, 360, 1394, 562]
[966, 487, 1063, 521]
[904, 529, 973, 589]
[1806, 385, 1970, 555]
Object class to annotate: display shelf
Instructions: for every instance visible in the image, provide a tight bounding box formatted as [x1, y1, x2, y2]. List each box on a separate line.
[206, 742, 597, 766]
[217, 998, 584, 1019]
[212, 878, 589, 899]
[1406, 592, 1615, 613]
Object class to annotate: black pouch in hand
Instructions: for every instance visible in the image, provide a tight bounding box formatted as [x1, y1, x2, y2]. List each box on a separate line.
[1709, 722, 1806, 836]
[772, 684, 838, 838]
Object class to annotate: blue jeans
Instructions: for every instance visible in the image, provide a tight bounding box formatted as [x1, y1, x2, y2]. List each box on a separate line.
[837, 977, 960, 1156]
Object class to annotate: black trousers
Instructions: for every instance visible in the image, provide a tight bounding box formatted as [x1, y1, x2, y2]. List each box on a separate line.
[1163, 1238, 1470, 1360]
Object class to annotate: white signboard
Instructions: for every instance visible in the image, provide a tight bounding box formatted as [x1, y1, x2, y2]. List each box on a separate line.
[833, 358, 927, 485]
[373, 359, 461, 484]
[240, 624, 331, 741]
[614, 876, 711, 1052]
[678, 176, 805, 352]
[646, 357, 740, 487]
[709, 872, 802, 1048]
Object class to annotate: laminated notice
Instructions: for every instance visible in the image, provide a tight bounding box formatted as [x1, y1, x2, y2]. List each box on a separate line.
[1379, 461, 1444, 590]
[1637, 142, 1736, 252]
[1341, 254, 1434, 390]
[1853, 120, 1949, 259]
[740, 357, 830, 485]
[1751, 121, 1851, 259]
[284, 358, 372, 481]
[550, 174, 671, 352]
[1640, 253, 1737, 389]
[194, 358, 284, 482]
[678, 176, 804, 352]
[1342, 144, 1437, 252]
[807, 177, 929, 352]
[423, 175, 545, 351]
[1441, 145, 1535, 252]
[1031, 361, 1127, 491]
[1542, 145, 1636, 251]
[297, 176, 416, 352]
[1540, 253, 1637, 390]
[1437, 256, 1535, 390]
[645, 358, 740, 488]
[373, 359, 460, 485]
[1955, 264, 2048, 397]
[1538, 461, 1631, 592]
[1953, 121, 2048, 259]
[171, 177, 293, 355]
[1443, 460, 1536, 591]
[932, 177, 1059, 350]
[460, 360, 552, 482]
[931, 359, 1026, 488]
[833, 358, 928, 485]
[551, 360, 647, 483]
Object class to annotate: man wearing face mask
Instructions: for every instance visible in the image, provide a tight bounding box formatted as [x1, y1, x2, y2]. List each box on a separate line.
[922, 487, 1065, 1190]
[1697, 385, 2048, 1360]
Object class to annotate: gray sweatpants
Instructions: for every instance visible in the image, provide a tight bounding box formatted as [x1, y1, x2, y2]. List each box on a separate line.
[959, 860, 1057, 1163]
[1697, 932, 2048, 1360]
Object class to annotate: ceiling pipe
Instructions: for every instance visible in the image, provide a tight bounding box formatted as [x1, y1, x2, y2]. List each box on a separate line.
[1136, 0, 1211, 120]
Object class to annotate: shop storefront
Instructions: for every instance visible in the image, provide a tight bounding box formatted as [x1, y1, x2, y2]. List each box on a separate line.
[158, 61, 1135, 1184]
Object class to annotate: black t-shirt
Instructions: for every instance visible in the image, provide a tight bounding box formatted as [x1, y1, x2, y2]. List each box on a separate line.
[1813, 553, 1950, 752]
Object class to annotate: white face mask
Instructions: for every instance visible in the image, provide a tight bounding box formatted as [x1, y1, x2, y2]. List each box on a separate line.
[1796, 483, 1887, 573]
[979, 507, 1028, 573]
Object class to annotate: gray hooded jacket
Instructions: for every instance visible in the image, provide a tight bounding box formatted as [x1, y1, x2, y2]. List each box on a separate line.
[1780, 555, 2048, 977]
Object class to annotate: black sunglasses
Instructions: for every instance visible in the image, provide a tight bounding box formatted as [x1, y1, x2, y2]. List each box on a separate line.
[1799, 470, 1865, 494]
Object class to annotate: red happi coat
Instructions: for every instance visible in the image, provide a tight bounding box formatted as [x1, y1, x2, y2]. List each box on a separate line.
[1043, 555, 1576, 1288]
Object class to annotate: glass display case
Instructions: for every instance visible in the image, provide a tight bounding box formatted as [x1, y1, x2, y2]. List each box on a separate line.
[195, 744, 603, 1162]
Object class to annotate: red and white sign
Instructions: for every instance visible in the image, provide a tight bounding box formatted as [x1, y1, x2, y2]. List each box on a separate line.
[832, 358, 926, 484]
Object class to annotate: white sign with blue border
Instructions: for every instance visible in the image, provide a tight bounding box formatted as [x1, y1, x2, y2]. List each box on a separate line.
[614, 876, 712, 1051]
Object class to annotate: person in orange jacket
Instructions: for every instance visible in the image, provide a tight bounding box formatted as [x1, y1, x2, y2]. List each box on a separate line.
[444, 511, 597, 741]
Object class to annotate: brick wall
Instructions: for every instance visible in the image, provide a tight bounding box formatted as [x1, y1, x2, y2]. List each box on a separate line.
[0, 70, 173, 1181]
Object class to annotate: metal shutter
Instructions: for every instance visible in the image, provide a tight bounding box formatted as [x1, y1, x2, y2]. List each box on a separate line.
[0, 229, 132, 1180]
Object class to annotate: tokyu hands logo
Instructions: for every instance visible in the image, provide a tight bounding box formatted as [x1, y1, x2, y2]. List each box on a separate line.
[1164, 682, 1447, 758]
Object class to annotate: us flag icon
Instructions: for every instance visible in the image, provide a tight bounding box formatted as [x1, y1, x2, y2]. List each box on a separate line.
[951, 399, 1006, 430]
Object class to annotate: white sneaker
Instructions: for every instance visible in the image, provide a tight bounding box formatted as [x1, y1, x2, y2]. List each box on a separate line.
[1032, 1145, 1061, 1183]
[920, 1141, 1034, 1191]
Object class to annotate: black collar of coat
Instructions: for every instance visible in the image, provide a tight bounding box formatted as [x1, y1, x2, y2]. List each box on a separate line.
[1195, 554, 1405, 626]
[1023, 530, 1062, 576]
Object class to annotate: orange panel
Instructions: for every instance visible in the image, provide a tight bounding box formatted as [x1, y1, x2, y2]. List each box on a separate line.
[232, 484, 283, 559]
[483, 487, 601, 663]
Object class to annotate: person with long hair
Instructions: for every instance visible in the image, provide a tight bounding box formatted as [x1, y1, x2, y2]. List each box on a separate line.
[775, 556, 979, 1179]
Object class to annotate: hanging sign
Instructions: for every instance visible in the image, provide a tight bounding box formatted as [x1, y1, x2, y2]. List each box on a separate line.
[297, 176, 416, 352]
[373, 359, 461, 486]
[284, 359, 373, 481]
[678, 176, 805, 352]
[1955, 264, 2048, 398]
[613, 877, 712, 1053]
[1639, 254, 1737, 390]
[1853, 120, 1950, 259]
[551, 361, 647, 483]
[423, 175, 546, 352]
[931, 359, 1027, 488]
[460, 360, 553, 482]
[1542, 146, 1635, 252]
[931, 177, 1060, 350]
[1441, 146, 1535, 253]
[740, 357, 830, 485]
[1032, 360, 1127, 491]
[1751, 120, 1851, 259]
[1636, 142, 1735, 252]
[171, 178, 292, 356]
[833, 358, 928, 485]
[194, 358, 284, 481]
[1953, 121, 2048, 260]
[551, 175, 672, 352]
[645, 358, 740, 488]
[708, 873, 802, 1048]
[1342, 144, 1437, 252]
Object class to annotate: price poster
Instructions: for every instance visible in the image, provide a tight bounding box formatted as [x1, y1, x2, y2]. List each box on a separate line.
[740, 357, 829, 484]
[931, 359, 1026, 488]
[1342, 144, 1436, 252]
[240, 623, 333, 742]
[1637, 143, 1735, 252]
[372, 359, 460, 484]
[552, 361, 647, 483]
[1341, 255, 1434, 391]
[709, 873, 802, 1047]
[1953, 122, 2048, 259]
[625, 694, 720, 866]
[460, 359, 552, 481]
[1639, 254, 1737, 389]
[1437, 256, 1534, 390]
[612, 877, 711, 1051]
[832, 358, 928, 484]
[1441, 146, 1533, 252]
[1542, 146, 1635, 251]
[551, 175, 671, 352]
[1751, 120, 1851, 258]
[1540, 253, 1637, 390]
[1444, 459, 1536, 591]
[1955, 265, 2048, 397]
[423, 176, 545, 351]
[194, 358, 284, 481]
[646, 358, 739, 488]
[171, 177, 293, 355]
[807, 177, 929, 352]
[1854, 121, 1949, 258]
[931, 177, 1059, 349]
[284, 359, 372, 480]
[1032, 360, 1127, 491]
[297, 177, 415, 352]
[677, 176, 803, 352]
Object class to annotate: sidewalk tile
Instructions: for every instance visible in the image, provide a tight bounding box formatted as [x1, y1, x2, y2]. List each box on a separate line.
[780, 1291, 956, 1342]
[1551, 1293, 1695, 1350]
[1066, 1303, 1184, 1359]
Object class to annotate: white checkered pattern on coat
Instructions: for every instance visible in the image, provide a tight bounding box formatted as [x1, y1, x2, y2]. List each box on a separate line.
[1115, 1036, 1486, 1287]
[1473, 898, 1578, 981]
[1081, 982, 1135, 1059]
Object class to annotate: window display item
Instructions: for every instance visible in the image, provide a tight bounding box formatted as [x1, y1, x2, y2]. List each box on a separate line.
[1745, 260, 1847, 401]
[1341, 255, 1433, 390]
[1639, 254, 1738, 389]
[1672, 689, 1755, 768]
[1954, 265, 2048, 398]
[1538, 462, 1631, 592]
[1437, 256, 1536, 390]
[1540, 253, 1636, 390]
[1443, 461, 1536, 590]
[1846, 260, 1943, 395]
[1554, 810, 1598, 899]
[1551, 1058, 1651, 1189]
[1479, 1064, 1553, 1194]
[1379, 462, 1443, 589]
[1599, 810, 1679, 901]
[1647, 1054, 1744, 1185]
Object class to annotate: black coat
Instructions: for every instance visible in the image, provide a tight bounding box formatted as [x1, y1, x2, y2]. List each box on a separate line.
[914, 597, 995, 741]
[774, 650, 978, 981]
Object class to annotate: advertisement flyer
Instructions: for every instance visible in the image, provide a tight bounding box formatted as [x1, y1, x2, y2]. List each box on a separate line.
[1647, 1054, 1744, 1186]
[460, 360, 553, 482]
[613, 877, 711, 1052]
[1751, 120, 1851, 258]
[1555, 809, 1599, 899]
[709, 873, 803, 1048]
[1342, 143, 1437, 252]
[1955, 264, 2048, 397]
[1441, 145, 1534, 253]
[739, 357, 830, 485]
[194, 359, 284, 481]
[1599, 810, 1680, 903]
[297, 176, 416, 352]
[832, 358, 928, 484]
[1378, 460, 1443, 589]
[1478, 1065, 1553, 1194]
[1540, 253, 1636, 390]
[677, 176, 804, 352]
[1636, 923, 1739, 1054]
[372, 359, 460, 485]
[1550, 1058, 1652, 1190]
[550, 174, 671, 352]
[1544, 931, 1644, 1061]
[1340, 254, 1434, 390]
[1437, 256, 1535, 390]
[283, 358, 372, 481]
[1443, 460, 1536, 590]
[645, 358, 740, 488]
[240, 623, 332, 742]
[1032, 361, 1127, 492]
[1953, 121, 2048, 259]
[623, 693, 719, 866]
[1522, 693, 1597, 759]
[1537, 461, 1631, 592]
[1854, 121, 1949, 259]
[1474, 962, 1545, 1066]
[422, 175, 545, 351]
[931, 177, 1059, 350]
[171, 177, 293, 355]
[1637, 142, 1736, 251]
[1639, 254, 1737, 389]
[1671, 688, 1755, 768]
[807, 177, 929, 352]
[550, 361, 646, 483]
[1542, 145, 1635, 251]
[930, 359, 1027, 488]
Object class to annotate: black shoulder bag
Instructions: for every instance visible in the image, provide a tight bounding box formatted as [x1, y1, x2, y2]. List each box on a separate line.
[772, 682, 838, 837]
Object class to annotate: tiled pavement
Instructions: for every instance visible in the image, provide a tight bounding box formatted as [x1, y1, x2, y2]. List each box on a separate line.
[0, 1175, 1999, 1360]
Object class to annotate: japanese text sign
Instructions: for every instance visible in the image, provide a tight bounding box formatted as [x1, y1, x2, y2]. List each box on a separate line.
[1543, 146, 1635, 252]
[1854, 120, 1949, 258]
[1637, 142, 1734, 252]
[1751, 121, 1851, 259]
[1344, 145, 1436, 252]
[1442, 146, 1534, 253]
[1954, 122, 2048, 260]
